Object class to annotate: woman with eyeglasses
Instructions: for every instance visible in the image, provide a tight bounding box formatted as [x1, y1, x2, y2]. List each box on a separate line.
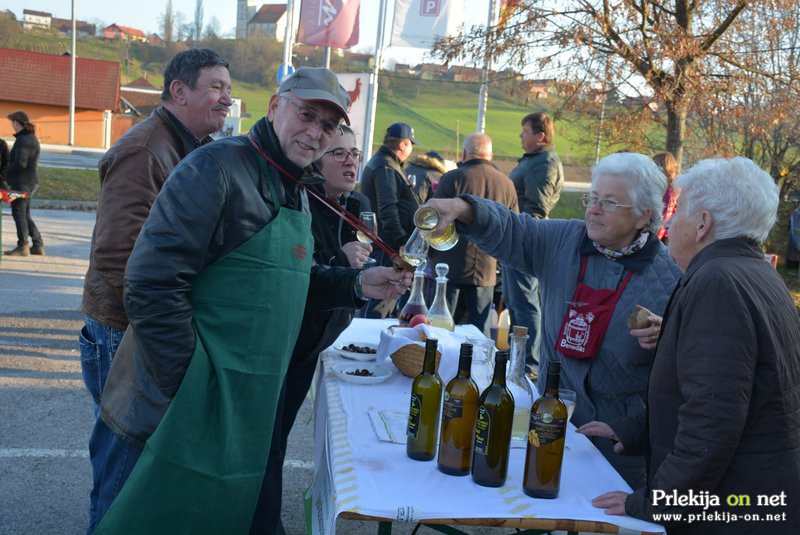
[421, 152, 682, 487]
[254, 125, 374, 533]
[581, 157, 799, 533]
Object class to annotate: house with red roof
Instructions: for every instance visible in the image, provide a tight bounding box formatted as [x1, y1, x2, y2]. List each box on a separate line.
[0, 47, 134, 148]
[103, 23, 147, 43]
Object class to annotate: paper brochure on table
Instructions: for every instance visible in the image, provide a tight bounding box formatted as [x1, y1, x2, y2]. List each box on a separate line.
[310, 319, 665, 534]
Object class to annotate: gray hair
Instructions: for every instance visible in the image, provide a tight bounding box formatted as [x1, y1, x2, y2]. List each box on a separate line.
[591, 152, 667, 233]
[463, 132, 492, 159]
[675, 157, 778, 243]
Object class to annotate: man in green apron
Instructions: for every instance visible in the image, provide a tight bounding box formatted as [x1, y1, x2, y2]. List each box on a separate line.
[89, 67, 412, 534]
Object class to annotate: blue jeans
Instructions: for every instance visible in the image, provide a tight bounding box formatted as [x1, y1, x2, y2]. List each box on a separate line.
[79, 315, 123, 415]
[87, 418, 143, 534]
[501, 266, 542, 367]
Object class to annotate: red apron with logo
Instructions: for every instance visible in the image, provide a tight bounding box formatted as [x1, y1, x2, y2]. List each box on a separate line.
[555, 256, 633, 359]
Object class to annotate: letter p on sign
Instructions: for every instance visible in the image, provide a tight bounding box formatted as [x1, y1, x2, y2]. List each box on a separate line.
[420, 0, 441, 16]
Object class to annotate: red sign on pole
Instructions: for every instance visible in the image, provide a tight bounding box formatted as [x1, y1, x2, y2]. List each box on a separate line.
[297, 0, 360, 49]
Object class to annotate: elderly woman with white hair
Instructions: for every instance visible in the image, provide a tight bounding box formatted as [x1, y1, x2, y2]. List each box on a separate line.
[581, 157, 800, 534]
[423, 152, 682, 486]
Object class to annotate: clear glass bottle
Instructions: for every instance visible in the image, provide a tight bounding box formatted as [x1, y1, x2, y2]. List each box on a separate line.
[398, 260, 429, 325]
[508, 326, 534, 442]
[414, 206, 459, 251]
[427, 263, 455, 331]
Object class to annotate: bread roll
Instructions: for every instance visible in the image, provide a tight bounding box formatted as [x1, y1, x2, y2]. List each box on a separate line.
[626, 308, 650, 330]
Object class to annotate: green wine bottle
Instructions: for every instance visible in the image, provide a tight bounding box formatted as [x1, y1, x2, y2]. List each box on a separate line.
[523, 360, 568, 498]
[406, 338, 443, 461]
[437, 343, 479, 475]
[471, 350, 514, 487]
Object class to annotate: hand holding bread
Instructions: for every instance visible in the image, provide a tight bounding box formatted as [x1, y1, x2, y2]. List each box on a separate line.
[627, 305, 663, 350]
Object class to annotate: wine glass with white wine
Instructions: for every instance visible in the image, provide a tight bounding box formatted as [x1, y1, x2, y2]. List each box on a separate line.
[400, 228, 429, 268]
[357, 212, 378, 265]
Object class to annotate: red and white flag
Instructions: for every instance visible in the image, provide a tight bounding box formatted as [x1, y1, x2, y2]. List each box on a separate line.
[390, 0, 465, 49]
[297, 0, 360, 49]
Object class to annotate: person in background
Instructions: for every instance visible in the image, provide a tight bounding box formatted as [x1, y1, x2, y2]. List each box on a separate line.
[3, 111, 43, 257]
[422, 152, 682, 487]
[652, 151, 678, 243]
[428, 133, 518, 335]
[250, 125, 372, 534]
[0, 136, 9, 189]
[80, 48, 232, 416]
[88, 67, 411, 534]
[360, 122, 420, 317]
[503, 111, 564, 372]
[405, 150, 448, 203]
[581, 157, 800, 534]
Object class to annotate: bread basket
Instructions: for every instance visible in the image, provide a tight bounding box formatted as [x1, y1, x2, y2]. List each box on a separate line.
[390, 343, 441, 377]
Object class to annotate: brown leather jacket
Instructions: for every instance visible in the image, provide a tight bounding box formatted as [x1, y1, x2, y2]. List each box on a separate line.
[81, 107, 207, 329]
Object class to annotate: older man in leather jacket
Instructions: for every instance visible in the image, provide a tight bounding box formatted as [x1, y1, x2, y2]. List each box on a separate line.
[88, 68, 411, 534]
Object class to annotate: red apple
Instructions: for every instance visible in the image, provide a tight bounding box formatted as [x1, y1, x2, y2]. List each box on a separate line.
[409, 314, 431, 328]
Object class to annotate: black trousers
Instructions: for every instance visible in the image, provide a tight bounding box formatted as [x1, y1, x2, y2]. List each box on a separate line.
[10, 193, 42, 247]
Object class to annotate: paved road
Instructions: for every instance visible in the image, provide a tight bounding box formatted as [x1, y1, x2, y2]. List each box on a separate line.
[38, 151, 103, 171]
[0, 210, 552, 535]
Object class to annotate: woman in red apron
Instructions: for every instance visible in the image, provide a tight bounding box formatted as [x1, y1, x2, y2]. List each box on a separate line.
[422, 152, 683, 487]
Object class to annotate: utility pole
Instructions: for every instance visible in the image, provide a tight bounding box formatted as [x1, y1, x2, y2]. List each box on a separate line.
[364, 0, 388, 163]
[68, 0, 76, 146]
[476, 0, 499, 133]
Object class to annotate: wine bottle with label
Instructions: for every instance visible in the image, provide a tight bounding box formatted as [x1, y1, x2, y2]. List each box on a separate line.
[406, 338, 443, 461]
[437, 343, 479, 476]
[523, 360, 568, 498]
[471, 351, 514, 487]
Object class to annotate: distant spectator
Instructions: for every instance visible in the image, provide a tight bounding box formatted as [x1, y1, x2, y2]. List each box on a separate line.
[504, 111, 564, 370]
[3, 111, 43, 257]
[405, 150, 447, 202]
[0, 137, 9, 189]
[428, 133, 518, 335]
[360, 122, 420, 317]
[653, 151, 678, 243]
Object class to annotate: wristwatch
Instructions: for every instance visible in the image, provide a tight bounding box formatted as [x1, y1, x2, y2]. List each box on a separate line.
[354, 269, 369, 301]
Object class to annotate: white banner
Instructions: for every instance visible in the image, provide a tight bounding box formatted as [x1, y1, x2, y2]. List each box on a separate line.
[390, 0, 465, 49]
[335, 72, 370, 167]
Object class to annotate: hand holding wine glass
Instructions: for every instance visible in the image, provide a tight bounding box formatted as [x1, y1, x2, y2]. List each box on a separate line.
[357, 212, 378, 265]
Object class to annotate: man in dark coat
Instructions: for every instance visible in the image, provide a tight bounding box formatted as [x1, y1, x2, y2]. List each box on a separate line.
[428, 133, 518, 334]
[359, 122, 419, 317]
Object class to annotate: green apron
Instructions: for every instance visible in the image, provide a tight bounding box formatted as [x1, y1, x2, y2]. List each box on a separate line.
[96, 165, 312, 534]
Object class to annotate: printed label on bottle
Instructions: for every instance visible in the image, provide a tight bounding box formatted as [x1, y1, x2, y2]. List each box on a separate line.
[407, 394, 422, 439]
[528, 412, 566, 447]
[473, 405, 491, 455]
[442, 393, 464, 421]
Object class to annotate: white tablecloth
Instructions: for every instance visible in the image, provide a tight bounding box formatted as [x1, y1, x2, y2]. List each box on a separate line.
[307, 319, 664, 534]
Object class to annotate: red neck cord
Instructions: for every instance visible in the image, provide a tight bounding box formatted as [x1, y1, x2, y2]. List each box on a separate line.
[247, 134, 396, 258]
